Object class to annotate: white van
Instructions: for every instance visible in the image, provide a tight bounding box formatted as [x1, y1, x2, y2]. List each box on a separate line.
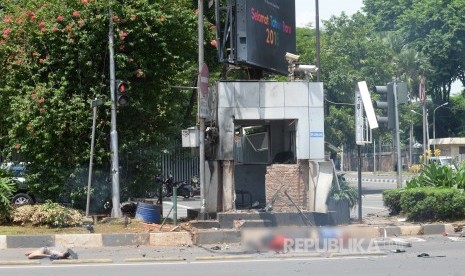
[428, 156, 455, 169]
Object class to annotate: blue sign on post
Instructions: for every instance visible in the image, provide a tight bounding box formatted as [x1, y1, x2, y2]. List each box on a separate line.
[310, 132, 324, 138]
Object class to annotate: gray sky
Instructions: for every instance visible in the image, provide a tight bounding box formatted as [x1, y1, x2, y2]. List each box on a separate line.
[296, 0, 365, 27]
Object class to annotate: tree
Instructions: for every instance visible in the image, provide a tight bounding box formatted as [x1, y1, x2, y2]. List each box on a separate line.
[318, 13, 393, 148]
[364, 0, 465, 105]
[0, 0, 202, 202]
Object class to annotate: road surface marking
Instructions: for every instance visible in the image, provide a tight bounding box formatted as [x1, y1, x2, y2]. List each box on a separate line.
[163, 202, 193, 209]
[362, 206, 387, 210]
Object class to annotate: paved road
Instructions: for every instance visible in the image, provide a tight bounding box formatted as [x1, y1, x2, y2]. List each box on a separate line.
[345, 172, 397, 219]
[0, 236, 463, 276]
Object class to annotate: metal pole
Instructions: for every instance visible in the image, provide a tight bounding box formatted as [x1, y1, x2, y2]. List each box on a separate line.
[109, 9, 122, 218]
[393, 81, 402, 188]
[426, 108, 430, 156]
[410, 114, 413, 166]
[433, 108, 436, 152]
[198, 0, 206, 219]
[172, 186, 177, 226]
[422, 104, 427, 164]
[315, 0, 321, 82]
[357, 145, 362, 223]
[433, 102, 448, 152]
[86, 100, 98, 217]
[373, 139, 376, 172]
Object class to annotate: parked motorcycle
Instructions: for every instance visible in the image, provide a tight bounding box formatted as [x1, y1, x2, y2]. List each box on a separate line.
[190, 175, 200, 197]
[157, 173, 192, 199]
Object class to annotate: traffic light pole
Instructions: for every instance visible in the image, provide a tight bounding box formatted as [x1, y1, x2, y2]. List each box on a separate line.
[357, 145, 362, 223]
[198, 0, 206, 220]
[393, 81, 403, 188]
[108, 9, 122, 218]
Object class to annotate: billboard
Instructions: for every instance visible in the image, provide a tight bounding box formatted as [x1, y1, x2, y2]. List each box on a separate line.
[235, 0, 296, 75]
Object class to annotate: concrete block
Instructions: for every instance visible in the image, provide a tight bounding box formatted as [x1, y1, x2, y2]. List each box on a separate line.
[233, 219, 272, 229]
[102, 234, 149, 247]
[378, 226, 401, 237]
[194, 229, 241, 245]
[399, 226, 422, 236]
[190, 220, 221, 229]
[343, 226, 380, 239]
[150, 232, 193, 246]
[0, 235, 6, 249]
[422, 224, 454, 235]
[7, 235, 54, 248]
[55, 234, 102, 248]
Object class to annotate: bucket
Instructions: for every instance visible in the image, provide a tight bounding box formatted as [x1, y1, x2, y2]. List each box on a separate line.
[135, 202, 161, 223]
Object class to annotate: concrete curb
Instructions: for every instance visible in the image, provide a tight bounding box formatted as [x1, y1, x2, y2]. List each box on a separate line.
[328, 252, 388, 258]
[0, 260, 40, 265]
[52, 259, 113, 264]
[268, 253, 322, 259]
[0, 223, 456, 249]
[125, 257, 185, 263]
[195, 255, 254, 261]
[345, 177, 411, 184]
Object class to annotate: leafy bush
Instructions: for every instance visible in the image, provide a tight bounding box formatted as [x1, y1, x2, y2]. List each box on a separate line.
[0, 168, 17, 223]
[383, 187, 465, 221]
[329, 174, 358, 209]
[406, 162, 465, 189]
[382, 189, 403, 215]
[12, 201, 84, 227]
[400, 188, 465, 221]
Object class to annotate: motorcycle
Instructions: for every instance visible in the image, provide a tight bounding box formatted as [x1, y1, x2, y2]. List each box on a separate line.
[190, 175, 200, 197]
[157, 173, 192, 199]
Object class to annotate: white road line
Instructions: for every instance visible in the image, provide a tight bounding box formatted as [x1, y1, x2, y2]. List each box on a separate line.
[163, 201, 193, 209]
[363, 194, 382, 198]
[362, 206, 387, 210]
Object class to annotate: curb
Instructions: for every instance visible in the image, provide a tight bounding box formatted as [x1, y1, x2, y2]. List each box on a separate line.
[328, 252, 388, 258]
[0, 260, 40, 265]
[125, 257, 186, 263]
[268, 253, 322, 259]
[51, 259, 113, 264]
[195, 255, 254, 261]
[345, 177, 411, 184]
[0, 223, 456, 249]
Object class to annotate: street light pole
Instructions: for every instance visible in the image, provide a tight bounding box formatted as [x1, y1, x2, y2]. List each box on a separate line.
[108, 9, 122, 218]
[433, 102, 448, 151]
[411, 109, 422, 164]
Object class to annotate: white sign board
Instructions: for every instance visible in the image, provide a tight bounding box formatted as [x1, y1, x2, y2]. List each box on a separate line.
[357, 81, 378, 129]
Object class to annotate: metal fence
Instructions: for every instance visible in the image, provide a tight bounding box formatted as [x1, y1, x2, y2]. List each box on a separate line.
[156, 146, 200, 183]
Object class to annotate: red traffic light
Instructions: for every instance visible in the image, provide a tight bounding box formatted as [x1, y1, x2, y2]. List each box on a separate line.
[115, 80, 129, 107]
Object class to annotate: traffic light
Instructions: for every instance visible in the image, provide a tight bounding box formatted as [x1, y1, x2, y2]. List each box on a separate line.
[373, 83, 395, 129]
[115, 80, 129, 107]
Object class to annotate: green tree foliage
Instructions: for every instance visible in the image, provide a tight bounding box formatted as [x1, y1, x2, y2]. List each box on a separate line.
[0, 168, 16, 222]
[317, 13, 393, 147]
[364, 0, 465, 104]
[0, 0, 201, 202]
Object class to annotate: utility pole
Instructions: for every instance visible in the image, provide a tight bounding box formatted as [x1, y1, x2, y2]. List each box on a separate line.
[315, 0, 321, 82]
[393, 81, 402, 188]
[109, 9, 122, 218]
[198, 0, 206, 220]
